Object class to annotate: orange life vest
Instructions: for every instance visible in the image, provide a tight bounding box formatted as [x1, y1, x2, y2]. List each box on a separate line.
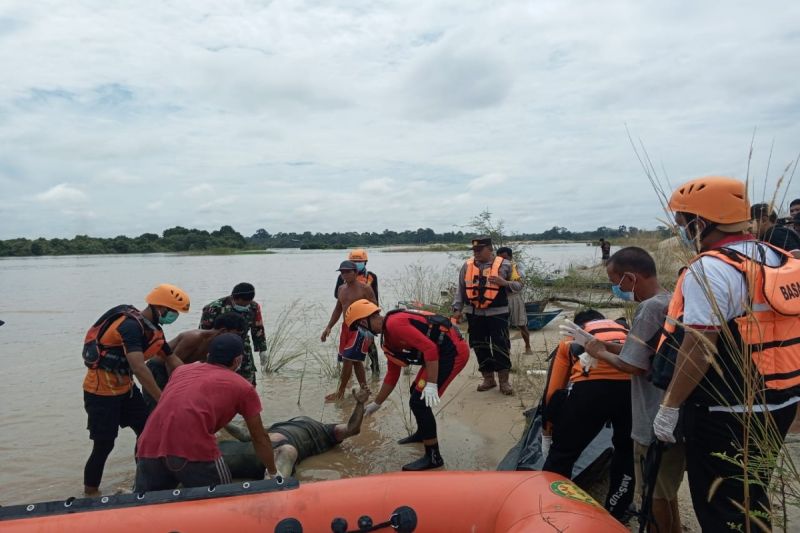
[464, 256, 508, 309]
[381, 309, 462, 368]
[655, 244, 800, 405]
[83, 305, 166, 376]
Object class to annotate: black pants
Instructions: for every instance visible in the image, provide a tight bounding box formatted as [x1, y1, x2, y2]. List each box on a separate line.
[542, 380, 634, 520]
[134, 456, 232, 492]
[683, 403, 795, 532]
[83, 388, 149, 487]
[466, 313, 510, 372]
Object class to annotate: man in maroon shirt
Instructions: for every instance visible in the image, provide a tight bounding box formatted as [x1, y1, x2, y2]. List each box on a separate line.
[344, 300, 469, 471]
[134, 334, 278, 491]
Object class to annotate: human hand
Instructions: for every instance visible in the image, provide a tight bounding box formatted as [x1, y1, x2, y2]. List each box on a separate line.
[320, 326, 331, 342]
[578, 352, 597, 373]
[421, 383, 440, 408]
[488, 275, 508, 287]
[653, 405, 680, 443]
[541, 435, 552, 458]
[365, 402, 382, 416]
[558, 319, 595, 347]
[450, 311, 462, 324]
[584, 338, 604, 357]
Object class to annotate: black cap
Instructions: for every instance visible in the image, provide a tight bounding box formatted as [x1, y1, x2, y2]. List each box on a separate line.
[337, 260, 357, 271]
[471, 236, 492, 250]
[496, 246, 512, 257]
[208, 333, 244, 366]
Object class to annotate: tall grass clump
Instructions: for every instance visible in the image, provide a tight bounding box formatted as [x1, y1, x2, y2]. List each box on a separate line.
[631, 129, 800, 532]
[261, 299, 319, 374]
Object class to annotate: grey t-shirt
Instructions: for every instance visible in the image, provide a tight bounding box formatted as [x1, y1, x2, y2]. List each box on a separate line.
[618, 291, 671, 445]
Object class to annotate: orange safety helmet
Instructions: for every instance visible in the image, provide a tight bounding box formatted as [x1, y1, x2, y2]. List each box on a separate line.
[146, 283, 191, 313]
[668, 176, 750, 226]
[348, 249, 368, 262]
[344, 299, 381, 329]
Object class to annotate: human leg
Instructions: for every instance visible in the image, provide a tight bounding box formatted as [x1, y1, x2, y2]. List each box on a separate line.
[605, 380, 635, 520]
[488, 314, 513, 395]
[684, 404, 794, 531]
[520, 325, 532, 354]
[170, 455, 232, 487]
[134, 457, 179, 492]
[543, 381, 611, 479]
[327, 360, 354, 402]
[237, 344, 257, 386]
[273, 442, 299, 477]
[401, 386, 443, 471]
[467, 314, 496, 390]
[83, 391, 123, 494]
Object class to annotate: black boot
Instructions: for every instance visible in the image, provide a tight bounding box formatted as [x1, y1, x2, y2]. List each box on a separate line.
[402, 444, 444, 471]
[397, 432, 423, 445]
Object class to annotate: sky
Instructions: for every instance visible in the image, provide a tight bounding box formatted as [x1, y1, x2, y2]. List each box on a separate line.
[1, 0, 799, 239]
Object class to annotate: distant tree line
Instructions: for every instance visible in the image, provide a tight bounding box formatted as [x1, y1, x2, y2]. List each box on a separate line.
[0, 224, 671, 257]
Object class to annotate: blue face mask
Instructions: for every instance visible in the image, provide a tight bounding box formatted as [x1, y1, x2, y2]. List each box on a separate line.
[159, 310, 179, 325]
[232, 303, 249, 312]
[355, 262, 367, 273]
[678, 226, 695, 250]
[610, 274, 636, 302]
[357, 325, 375, 341]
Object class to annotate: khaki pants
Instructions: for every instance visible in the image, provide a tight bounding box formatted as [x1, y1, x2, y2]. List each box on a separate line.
[633, 441, 685, 502]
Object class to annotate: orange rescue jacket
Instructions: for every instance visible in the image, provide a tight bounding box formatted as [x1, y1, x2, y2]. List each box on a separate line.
[464, 256, 507, 309]
[655, 244, 800, 405]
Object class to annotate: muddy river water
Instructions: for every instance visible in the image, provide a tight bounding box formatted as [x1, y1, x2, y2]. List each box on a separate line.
[0, 244, 601, 506]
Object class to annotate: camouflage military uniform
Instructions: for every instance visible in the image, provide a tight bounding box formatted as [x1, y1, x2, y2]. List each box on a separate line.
[199, 296, 267, 385]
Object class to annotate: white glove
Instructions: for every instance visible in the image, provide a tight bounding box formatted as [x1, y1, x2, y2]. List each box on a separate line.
[421, 383, 440, 408]
[578, 352, 597, 373]
[558, 319, 595, 347]
[653, 405, 680, 443]
[365, 402, 382, 416]
[541, 435, 552, 459]
[259, 351, 268, 369]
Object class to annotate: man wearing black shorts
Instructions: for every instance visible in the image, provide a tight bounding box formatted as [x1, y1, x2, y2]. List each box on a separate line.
[221, 388, 370, 478]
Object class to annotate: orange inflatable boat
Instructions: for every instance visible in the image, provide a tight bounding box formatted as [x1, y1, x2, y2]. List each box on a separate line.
[0, 471, 627, 532]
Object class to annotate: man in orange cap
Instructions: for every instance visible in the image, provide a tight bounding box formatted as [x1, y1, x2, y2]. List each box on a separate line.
[321, 261, 377, 401]
[653, 176, 800, 531]
[81, 283, 190, 495]
[334, 249, 381, 373]
[345, 299, 469, 471]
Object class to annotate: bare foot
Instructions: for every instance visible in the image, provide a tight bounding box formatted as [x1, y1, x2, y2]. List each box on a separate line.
[524, 348, 533, 355]
[325, 391, 344, 403]
[352, 387, 370, 404]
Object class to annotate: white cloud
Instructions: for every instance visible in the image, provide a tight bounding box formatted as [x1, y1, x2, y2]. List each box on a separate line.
[1, 1, 799, 238]
[35, 183, 87, 203]
[468, 173, 507, 191]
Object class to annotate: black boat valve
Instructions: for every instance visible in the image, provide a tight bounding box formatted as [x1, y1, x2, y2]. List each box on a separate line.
[331, 517, 348, 533]
[274, 517, 303, 533]
[391, 506, 417, 533]
[357, 515, 373, 530]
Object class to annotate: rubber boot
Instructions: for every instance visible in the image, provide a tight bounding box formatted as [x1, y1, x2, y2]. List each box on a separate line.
[498, 370, 513, 395]
[397, 432, 423, 445]
[402, 444, 444, 471]
[476, 371, 497, 392]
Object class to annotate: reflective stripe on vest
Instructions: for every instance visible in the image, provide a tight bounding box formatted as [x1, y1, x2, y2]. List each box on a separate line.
[464, 256, 506, 309]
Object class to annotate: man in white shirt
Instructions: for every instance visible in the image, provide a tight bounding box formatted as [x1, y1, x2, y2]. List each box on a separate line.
[652, 176, 799, 532]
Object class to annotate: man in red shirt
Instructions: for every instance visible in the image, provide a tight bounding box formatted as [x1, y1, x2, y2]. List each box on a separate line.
[134, 334, 278, 491]
[344, 300, 469, 471]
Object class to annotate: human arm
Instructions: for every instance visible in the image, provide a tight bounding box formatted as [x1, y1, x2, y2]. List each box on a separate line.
[585, 338, 645, 375]
[492, 260, 522, 292]
[662, 328, 716, 408]
[363, 284, 377, 305]
[244, 414, 278, 477]
[543, 341, 572, 405]
[451, 263, 467, 315]
[127, 351, 162, 402]
[250, 303, 268, 353]
[198, 302, 219, 330]
[369, 273, 379, 303]
[321, 299, 343, 342]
